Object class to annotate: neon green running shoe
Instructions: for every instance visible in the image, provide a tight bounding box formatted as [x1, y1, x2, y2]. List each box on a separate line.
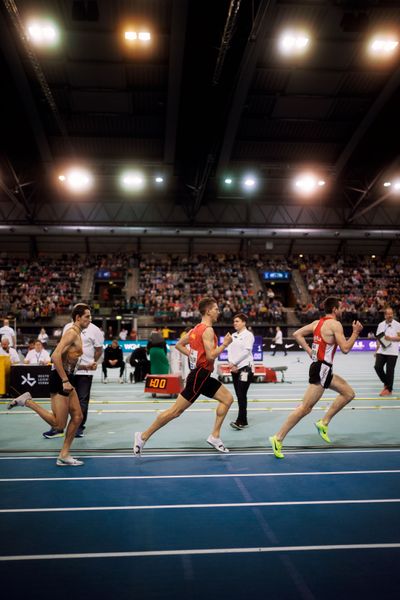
[315, 419, 331, 443]
[269, 435, 284, 459]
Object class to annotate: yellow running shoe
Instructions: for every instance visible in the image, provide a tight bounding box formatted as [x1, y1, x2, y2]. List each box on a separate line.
[269, 435, 284, 459]
[315, 419, 331, 443]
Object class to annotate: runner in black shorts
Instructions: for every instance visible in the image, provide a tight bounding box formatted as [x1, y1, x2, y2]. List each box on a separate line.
[49, 370, 76, 397]
[269, 297, 363, 458]
[308, 360, 333, 389]
[8, 304, 92, 466]
[181, 366, 222, 403]
[134, 296, 233, 455]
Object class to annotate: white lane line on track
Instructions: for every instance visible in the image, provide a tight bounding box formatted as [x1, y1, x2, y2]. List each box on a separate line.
[1, 498, 400, 514]
[1, 469, 400, 483]
[2, 405, 400, 415]
[1, 542, 400, 561]
[1, 448, 400, 460]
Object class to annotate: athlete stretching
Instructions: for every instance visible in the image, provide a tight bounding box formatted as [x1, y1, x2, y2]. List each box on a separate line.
[134, 297, 233, 454]
[270, 297, 363, 458]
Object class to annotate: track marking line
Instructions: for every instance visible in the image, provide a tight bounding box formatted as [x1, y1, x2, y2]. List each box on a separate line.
[1, 469, 400, 483]
[1, 498, 400, 514]
[1, 448, 400, 460]
[1, 542, 400, 562]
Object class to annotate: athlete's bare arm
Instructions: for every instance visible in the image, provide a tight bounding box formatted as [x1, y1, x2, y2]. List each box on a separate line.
[176, 332, 191, 357]
[293, 321, 319, 358]
[330, 319, 363, 354]
[203, 327, 232, 361]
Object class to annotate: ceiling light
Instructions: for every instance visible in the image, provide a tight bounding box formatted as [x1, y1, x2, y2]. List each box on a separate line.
[383, 181, 391, 187]
[124, 31, 151, 43]
[155, 176, 164, 184]
[242, 175, 257, 191]
[279, 30, 310, 55]
[224, 178, 233, 185]
[125, 31, 137, 40]
[294, 173, 326, 195]
[120, 171, 145, 191]
[27, 20, 60, 47]
[59, 168, 93, 193]
[368, 36, 398, 56]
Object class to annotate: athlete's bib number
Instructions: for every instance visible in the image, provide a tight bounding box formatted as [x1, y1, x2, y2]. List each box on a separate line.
[188, 349, 198, 370]
[311, 342, 319, 362]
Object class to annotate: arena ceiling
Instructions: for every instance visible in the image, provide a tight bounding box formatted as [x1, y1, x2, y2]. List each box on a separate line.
[1, 0, 400, 255]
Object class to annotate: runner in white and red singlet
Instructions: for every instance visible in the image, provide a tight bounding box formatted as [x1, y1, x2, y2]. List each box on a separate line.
[133, 297, 234, 455]
[270, 297, 363, 458]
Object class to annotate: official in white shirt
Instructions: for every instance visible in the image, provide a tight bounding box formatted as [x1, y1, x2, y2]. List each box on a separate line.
[24, 340, 51, 365]
[272, 326, 287, 356]
[43, 321, 104, 439]
[0, 336, 20, 364]
[227, 313, 255, 429]
[374, 307, 400, 396]
[0, 319, 16, 347]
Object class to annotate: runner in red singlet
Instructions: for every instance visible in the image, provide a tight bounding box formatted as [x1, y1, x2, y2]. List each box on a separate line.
[270, 296, 363, 458]
[133, 297, 234, 455]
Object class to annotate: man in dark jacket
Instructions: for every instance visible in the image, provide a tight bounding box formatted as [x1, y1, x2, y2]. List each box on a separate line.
[129, 346, 150, 383]
[102, 339, 125, 383]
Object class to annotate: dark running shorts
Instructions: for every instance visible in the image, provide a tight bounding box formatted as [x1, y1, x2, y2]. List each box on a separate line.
[309, 360, 333, 389]
[49, 370, 76, 397]
[181, 366, 222, 404]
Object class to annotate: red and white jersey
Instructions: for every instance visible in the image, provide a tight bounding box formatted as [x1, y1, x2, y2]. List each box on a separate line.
[311, 317, 337, 365]
[188, 323, 217, 372]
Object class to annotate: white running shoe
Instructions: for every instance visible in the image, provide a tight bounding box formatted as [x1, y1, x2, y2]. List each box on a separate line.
[206, 435, 229, 453]
[7, 392, 32, 410]
[118, 377, 124, 384]
[56, 456, 84, 467]
[133, 431, 145, 456]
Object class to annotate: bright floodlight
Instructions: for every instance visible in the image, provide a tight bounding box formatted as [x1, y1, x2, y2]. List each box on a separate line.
[59, 168, 93, 193]
[27, 20, 60, 47]
[224, 178, 233, 185]
[242, 175, 257, 191]
[294, 173, 325, 195]
[125, 31, 137, 40]
[394, 181, 400, 191]
[369, 36, 398, 56]
[383, 181, 391, 187]
[155, 176, 164, 183]
[120, 171, 145, 191]
[279, 30, 310, 55]
[124, 31, 151, 42]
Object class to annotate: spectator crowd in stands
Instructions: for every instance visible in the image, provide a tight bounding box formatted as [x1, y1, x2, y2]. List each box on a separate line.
[137, 254, 286, 324]
[294, 255, 400, 323]
[0, 256, 84, 321]
[1, 251, 399, 329]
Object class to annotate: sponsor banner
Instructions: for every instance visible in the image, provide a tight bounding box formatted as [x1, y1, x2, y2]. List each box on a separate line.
[103, 340, 176, 353]
[105, 338, 379, 355]
[10, 365, 51, 398]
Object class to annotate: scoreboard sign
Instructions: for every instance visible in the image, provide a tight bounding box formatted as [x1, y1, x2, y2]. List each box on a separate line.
[144, 374, 183, 395]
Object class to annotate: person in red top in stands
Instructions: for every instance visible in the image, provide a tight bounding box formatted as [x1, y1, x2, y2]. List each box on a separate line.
[134, 297, 233, 454]
[270, 296, 363, 458]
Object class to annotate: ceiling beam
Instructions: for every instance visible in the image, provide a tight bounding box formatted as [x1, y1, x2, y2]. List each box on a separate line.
[335, 65, 400, 179]
[217, 0, 277, 176]
[0, 5, 54, 169]
[164, 0, 188, 165]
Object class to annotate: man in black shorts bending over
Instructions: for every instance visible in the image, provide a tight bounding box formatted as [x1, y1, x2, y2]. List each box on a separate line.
[134, 297, 233, 454]
[8, 303, 92, 466]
